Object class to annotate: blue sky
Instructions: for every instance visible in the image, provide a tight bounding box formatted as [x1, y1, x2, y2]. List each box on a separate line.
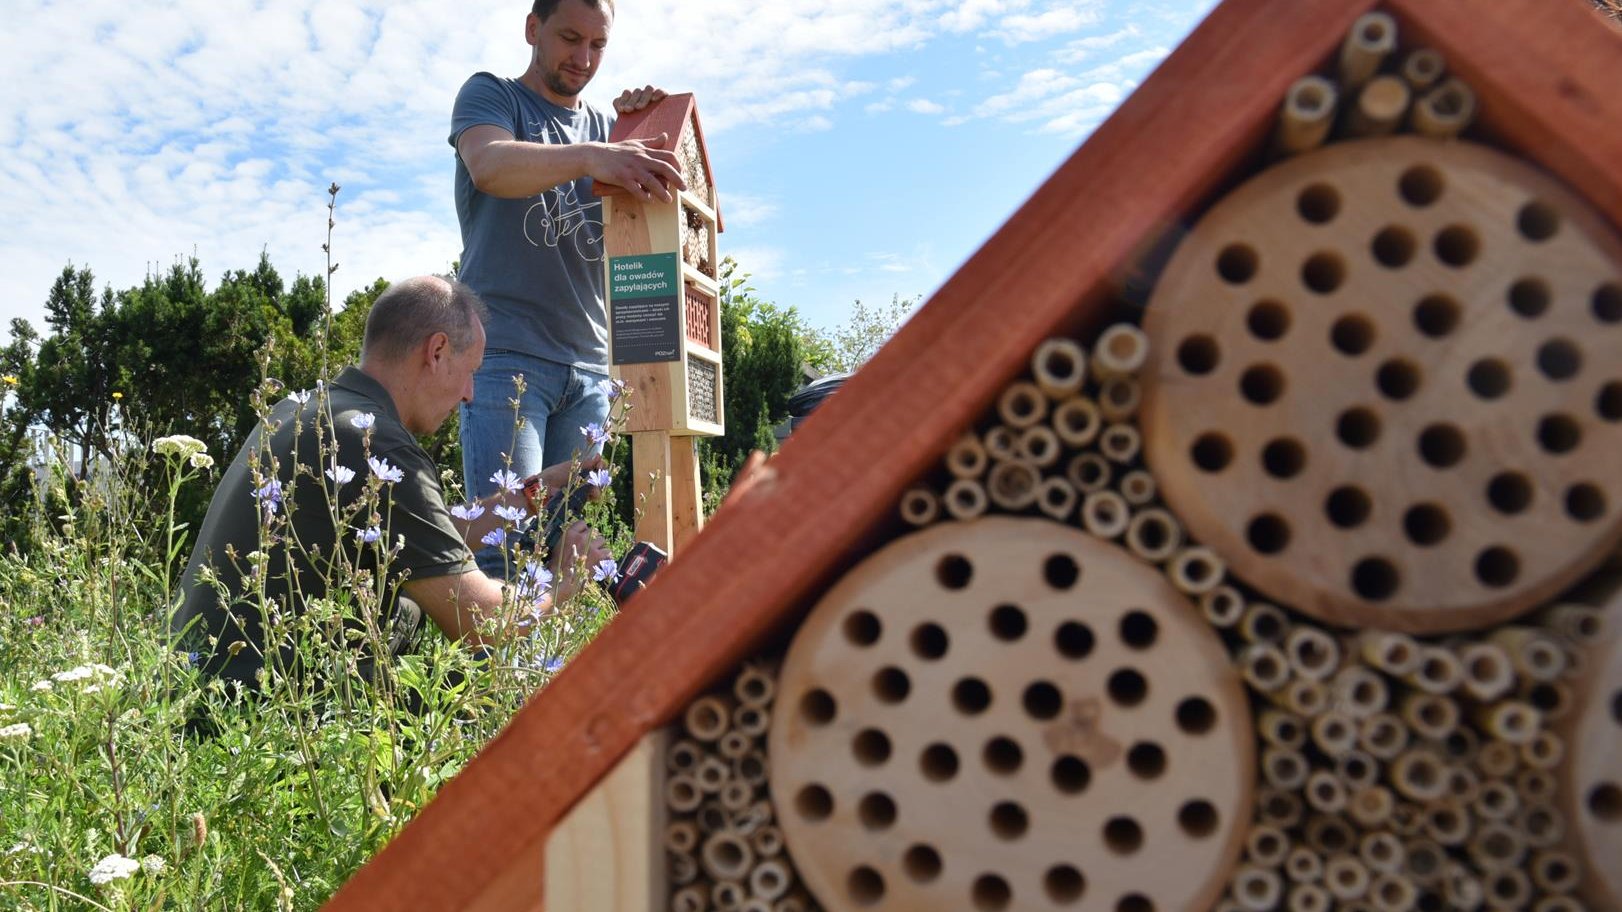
[0, 0, 1217, 340]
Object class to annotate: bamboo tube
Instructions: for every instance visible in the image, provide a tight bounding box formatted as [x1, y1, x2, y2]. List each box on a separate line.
[701, 831, 754, 882]
[1359, 713, 1408, 760]
[686, 695, 733, 742]
[669, 851, 699, 886]
[732, 703, 768, 737]
[1358, 831, 1405, 875]
[997, 381, 1048, 429]
[1337, 750, 1379, 791]
[739, 902, 771, 912]
[1274, 76, 1339, 156]
[899, 487, 941, 526]
[1099, 422, 1143, 465]
[751, 859, 792, 902]
[1459, 642, 1515, 701]
[1081, 489, 1130, 539]
[1407, 646, 1464, 695]
[1359, 631, 1421, 676]
[1325, 854, 1371, 901]
[731, 799, 772, 835]
[1287, 626, 1342, 681]
[669, 739, 704, 773]
[751, 824, 784, 858]
[1285, 846, 1324, 883]
[1260, 709, 1308, 749]
[1288, 882, 1331, 912]
[1018, 425, 1062, 468]
[1522, 680, 1573, 723]
[1403, 839, 1446, 886]
[1529, 849, 1581, 893]
[986, 459, 1041, 511]
[667, 773, 703, 813]
[1098, 376, 1142, 421]
[672, 884, 707, 912]
[720, 779, 753, 812]
[1243, 642, 1292, 693]
[667, 820, 701, 854]
[1444, 765, 1480, 804]
[1422, 799, 1471, 846]
[1119, 468, 1158, 506]
[1519, 730, 1563, 769]
[1411, 78, 1476, 139]
[1257, 787, 1305, 828]
[1201, 585, 1247, 628]
[1517, 768, 1558, 804]
[1338, 11, 1397, 90]
[1037, 476, 1079, 522]
[1241, 603, 1289, 643]
[1490, 627, 1568, 681]
[943, 478, 989, 520]
[1390, 802, 1424, 837]
[1348, 785, 1395, 828]
[774, 896, 808, 912]
[1441, 726, 1479, 762]
[1234, 865, 1284, 911]
[1312, 710, 1359, 757]
[1399, 48, 1445, 91]
[711, 880, 746, 911]
[1092, 323, 1149, 379]
[946, 433, 989, 478]
[1052, 398, 1103, 448]
[1540, 602, 1604, 644]
[984, 426, 1020, 462]
[1475, 700, 1541, 744]
[1368, 874, 1418, 912]
[1246, 823, 1291, 867]
[733, 664, 775, 707]
[1519, 800, 1564, 848]
[1169, 546, 1225, 596]
[1401, 692, 1459, 741]
[1262, 746, 1309, 789]
[1468, 822, 1526, 871]
[1345, 76, 1411, 138]
[1032, 337, 1087, 399]
[696, 756, 730, 793]
[1067, 452, 1113, 494]
[1482, 869, 1532, 910]
[1533, 898, 1586, 912]
[1475, 740, 1519, 779]
[719, 730, 753, 760]
[1125, 506, 1181, 562]
[1334, 666, 1389, 719]
[1442, 862, 1485, 912]
[1473, 781, 1519, 821]
[697, 801, 729, 833]
[1306, 770, 1349, 814]
[1390, 749, 1449, 802]
[1305, 816, 1356, 856]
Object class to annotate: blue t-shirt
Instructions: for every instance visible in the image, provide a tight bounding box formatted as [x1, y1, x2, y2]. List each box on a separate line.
[450, 73, 615, 371]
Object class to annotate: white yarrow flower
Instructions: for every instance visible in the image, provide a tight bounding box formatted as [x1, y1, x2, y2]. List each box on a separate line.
[189, 452, 214, 469]
[0, 723, 31, 740]
[88, 853, 140, 885]
[152, 435, 207, 459]
[30, 680, 52, 693]
[140, 855, 167, 874]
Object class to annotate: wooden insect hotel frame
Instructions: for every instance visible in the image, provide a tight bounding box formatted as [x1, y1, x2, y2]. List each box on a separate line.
[326, 1, 1622, 910]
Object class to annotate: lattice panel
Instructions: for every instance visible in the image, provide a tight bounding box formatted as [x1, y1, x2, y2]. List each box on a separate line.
[688, 356, 719, 426]
[682, 203, 715, 278]
[679, 116, 712, 208]
[685, 282, 714, 349]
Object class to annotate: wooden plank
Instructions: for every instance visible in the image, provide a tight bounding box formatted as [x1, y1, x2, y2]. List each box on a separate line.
[330, 1, 1515, 908]
[669, 436, 703, 554]
[604, 195, 685, 434]
[632, 431, 674, 555]
[544, 731, 667, 912]
[1386, 0, 1622, 233]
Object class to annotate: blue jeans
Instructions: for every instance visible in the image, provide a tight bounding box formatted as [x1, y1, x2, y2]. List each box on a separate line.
[460, 350, 610, 577]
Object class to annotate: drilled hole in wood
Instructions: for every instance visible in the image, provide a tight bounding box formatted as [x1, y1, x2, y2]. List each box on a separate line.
[973, 874, 1012, 911]
[858, 791, 897, 830]
[1566, 483, 1606, 522]
[1248, 513, 1291, 555]
[1298, 182, 1341, 223]
[984, 736, 1024, 775]
[801, 689, 837, 726]
[1052, 754, 1091, 794]
[1467, 358, 1512, 400]
[1108, 668, 1149, 707]
[847, 865, 885, 905]
[1240, 363, 1286, 405]
[1537, 338, 1582, 381]
[1376, 358, 1422, 400]
[1104, 817, 1144, 855]
[844, 610, 882, 646]
[1117, 894, 1155, 912]
[1302, 251, 1346, 294]
[985, 604, 1028, 642]
[1536, 413, 1581, 454]
[873, 666, 911, 704]
[1119, 610, 1159, 649]
[1413, 294, 1460, 337]
[903, 844, 942, 882]
[912, 622, 950, 660]
[1612, 690, 1622, 726]
[1517, 200, 1561, 241]
[1418, 423, 1466, 467]
[1177, 697, 1217, 735]
[1434, 224, 1480, 267]
[1248, 299, 1291, 340]
[1046, 865, 1086, 904]
[1487, 472, 1533, 514]
[1475, 546, 1520, 588]
[1056, 621, 1095, 660]
[1045, 553, 1081, 590]
[989, 801, 1030, 840]
[1591, 783, 1622, 822]
[1127, 742, 1167, 779]
[1217, 243, 1260, 284]
[1261, 437, 1306, 479]
[854, 729, 893, 767]
[1600, 382, 1622, 420]
[1508, 277, 1551, 318]
[1351, 556, 1400, 601]
[936, 554, 973, 590]
[953, 676, 992, 714]
[1023, 681, 1063, 720]
[1191, 432, 1234, 472]
[1331, 313, 1376, 355]
[1596, 282, 1622, 323]
[1179, 799, 1219, 838]
[797, 784, 834, 821]
[1403, 503, 1452, 546]
[1176, 334, 1220, 375]
[921, 743, 959, 782]
[1326, 486, 1373, 528]
[1399, 164, 1444, 207]
[1372, 225, 1417, 268]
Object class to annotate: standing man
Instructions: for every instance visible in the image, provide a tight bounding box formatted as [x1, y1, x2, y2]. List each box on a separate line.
[451, 0, 684, 575]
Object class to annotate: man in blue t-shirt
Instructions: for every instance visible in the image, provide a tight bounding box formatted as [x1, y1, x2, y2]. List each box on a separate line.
[450, 0, 684, 575]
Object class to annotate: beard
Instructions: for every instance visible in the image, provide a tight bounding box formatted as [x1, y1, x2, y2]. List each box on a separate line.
[541, 64, 590, 100]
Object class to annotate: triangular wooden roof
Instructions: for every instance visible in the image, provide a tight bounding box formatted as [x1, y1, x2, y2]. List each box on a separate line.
[327, 0, 1622, 908]
[594, 91, 723, 232]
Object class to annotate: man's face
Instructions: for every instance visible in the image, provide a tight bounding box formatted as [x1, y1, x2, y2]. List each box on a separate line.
[419, 319, 485, 436]
[526, 0, 612, 104]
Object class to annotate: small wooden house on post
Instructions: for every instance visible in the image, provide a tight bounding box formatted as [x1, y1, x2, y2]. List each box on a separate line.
[595, 93, 723, 556]
[326, 2, 1622, 910]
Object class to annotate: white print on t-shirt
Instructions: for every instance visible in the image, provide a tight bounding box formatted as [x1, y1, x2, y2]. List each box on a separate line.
[520, 117, 604, 262]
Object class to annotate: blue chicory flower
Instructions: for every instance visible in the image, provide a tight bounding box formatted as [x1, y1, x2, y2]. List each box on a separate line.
[490, 469, 523, 494]
[586, 468, 611, 488]
[326, 463, 355, 485]
[481, 528, 507, 547]
[592, 557, 619, 583]
[450, 502, 486, 521]
[350, 413, 376, 430]
[355, 525, 382, 544]
[368, 456, 404, 484]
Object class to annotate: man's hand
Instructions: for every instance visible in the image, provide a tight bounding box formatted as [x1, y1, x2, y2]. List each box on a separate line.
[589, 133, 685, 203]
[613, 85, 666, 113]
[552, 521, 613, 602]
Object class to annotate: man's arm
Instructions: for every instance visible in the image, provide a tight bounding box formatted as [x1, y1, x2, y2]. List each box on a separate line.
[458, 125, 685, 203]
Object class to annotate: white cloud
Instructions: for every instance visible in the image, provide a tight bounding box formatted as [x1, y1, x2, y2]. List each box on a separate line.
[716, 193, 778, 228]
[992, 4, 1105, 44]
[907, 99, 947, 115]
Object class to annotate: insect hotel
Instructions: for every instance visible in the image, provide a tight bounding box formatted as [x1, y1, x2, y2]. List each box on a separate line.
[329, 0, 1622, 909]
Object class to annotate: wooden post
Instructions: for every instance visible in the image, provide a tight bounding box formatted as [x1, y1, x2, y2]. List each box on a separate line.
[632, 431, 674, 555]
[670, 436, 704, 552]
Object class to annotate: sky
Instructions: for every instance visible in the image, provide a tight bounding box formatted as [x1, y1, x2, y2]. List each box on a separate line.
[0, 0, 1218, 342]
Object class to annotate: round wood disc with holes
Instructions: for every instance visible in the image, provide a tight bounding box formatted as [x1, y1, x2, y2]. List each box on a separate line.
[769, 517, 1252, 912]
[1560, 584, 1622, 910]
[1140, 137, 1622, 633]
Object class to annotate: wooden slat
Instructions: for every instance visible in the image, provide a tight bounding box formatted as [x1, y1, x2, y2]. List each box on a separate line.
[324, 0, 1622, 907]
[543, 731, 667, 911]
[631, 431, 673, 555]
[669, 436, 704, 554]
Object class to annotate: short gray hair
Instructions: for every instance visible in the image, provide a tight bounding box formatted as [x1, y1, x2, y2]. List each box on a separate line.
[361, 276, 487, 364]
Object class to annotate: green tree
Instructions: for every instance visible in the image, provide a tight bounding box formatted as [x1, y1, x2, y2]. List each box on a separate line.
[811, 292, 919, 374]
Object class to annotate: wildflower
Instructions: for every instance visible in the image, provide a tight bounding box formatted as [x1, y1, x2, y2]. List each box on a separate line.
[254, 479, 284, 515]
[350, 412, 376, 430]
[0, 723, 30, 740]
[494, 504, 527, 524]
[597, 377, 629, 402]
[1, 374, 16, 386]
[519, 562, 554, 599]
[579, 422, 611, 447]
[326, 462, 355, 485]
[88, 853, 140, 885]
[481, 528, 506, 547]
[541, 656, 566, 674]
[51, 663, 120, 685]
[355, 525, 382, 544]
[288, 389, 311, 405]
[189, 452, 214, 469]
[152, 435, 207, 459]
[140, 855, 166, 875]
[490, 469, 523, 494]
[187, 652, 201, 668]
[450, 502, 486, 522]
[586, 467, 612, 488]
[25, 615, 42, 629]
[368, 456, 404, 484]
[30, 680, 51, 693]
[111, 391, 123, 401]
[592, 557, 619, 583]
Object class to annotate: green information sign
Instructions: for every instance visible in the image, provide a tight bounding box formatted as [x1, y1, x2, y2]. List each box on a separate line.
[609, 252, 682, 364]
